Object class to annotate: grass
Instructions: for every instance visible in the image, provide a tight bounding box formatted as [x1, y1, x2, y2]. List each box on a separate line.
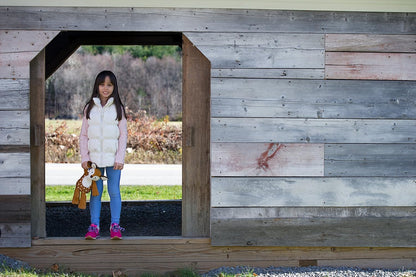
[46, 185, 182, 202]
[0, 266, 200, 277]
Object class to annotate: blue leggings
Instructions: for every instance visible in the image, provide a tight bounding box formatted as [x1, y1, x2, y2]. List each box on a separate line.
[89, 166, 121, 229]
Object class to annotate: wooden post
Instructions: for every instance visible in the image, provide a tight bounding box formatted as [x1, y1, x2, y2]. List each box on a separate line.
[30, 49, 46, 238]
[182, 35, 211, 237]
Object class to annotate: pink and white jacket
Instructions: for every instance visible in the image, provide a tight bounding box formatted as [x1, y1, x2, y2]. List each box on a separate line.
[80, 97, 127, 168]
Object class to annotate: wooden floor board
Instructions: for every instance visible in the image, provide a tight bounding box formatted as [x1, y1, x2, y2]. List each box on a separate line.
[2, 238, 416, 275]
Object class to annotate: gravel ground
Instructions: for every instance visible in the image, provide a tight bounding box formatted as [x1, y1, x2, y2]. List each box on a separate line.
[202, 266, 416, 277]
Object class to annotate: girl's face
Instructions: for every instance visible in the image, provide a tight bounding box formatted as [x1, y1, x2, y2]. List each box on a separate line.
[98, 76, 114, 104]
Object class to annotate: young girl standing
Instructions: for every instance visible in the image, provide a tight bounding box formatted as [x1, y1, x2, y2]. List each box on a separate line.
[79, 70, 128, 240]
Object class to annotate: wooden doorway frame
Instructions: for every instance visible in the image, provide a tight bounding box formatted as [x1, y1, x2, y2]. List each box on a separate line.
[30, 31, 211, 239]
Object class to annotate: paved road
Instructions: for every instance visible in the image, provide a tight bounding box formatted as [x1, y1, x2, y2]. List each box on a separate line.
[45, 163, 182, 186]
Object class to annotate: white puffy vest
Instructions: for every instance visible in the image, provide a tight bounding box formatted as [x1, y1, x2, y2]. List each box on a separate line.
[87, 97, 120, 167]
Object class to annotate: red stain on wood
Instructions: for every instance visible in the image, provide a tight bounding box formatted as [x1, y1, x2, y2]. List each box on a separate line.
[257, 143, 283, 171]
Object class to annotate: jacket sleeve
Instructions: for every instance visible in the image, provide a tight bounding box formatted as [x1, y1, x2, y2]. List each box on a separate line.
[79, 111, 91, 164]
[115, 114, 128, 164]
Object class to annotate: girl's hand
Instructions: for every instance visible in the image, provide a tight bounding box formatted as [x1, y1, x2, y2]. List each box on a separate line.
[81, 161, 89, 170]
[114, 162, 124, 170]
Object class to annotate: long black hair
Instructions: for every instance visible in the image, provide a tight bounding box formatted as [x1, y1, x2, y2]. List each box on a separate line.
[84, 70, 126, 121]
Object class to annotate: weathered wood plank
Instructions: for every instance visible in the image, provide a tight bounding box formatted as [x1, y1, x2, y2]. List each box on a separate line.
[0, 79, 29, 110]
[325, 34, 416, 52]
[211, 216, 416, 247]
[0, 30, 59, 53]
[0, 223, 31, 248]
[325, 144, 416, 176]
[0, 111, 29, 145]
[212, 143, 323, 176]
[0, 178, 30, 195]
[211, 68, 325, 79]
[0, 8, 415, 34]
[325, 52, 416, 80]
[319, 258, 416, 269]
[0, 153, 30, 178]
[211, 207, 416, 219]
[3, 237, 416, 274]
[200, 46, 324, 69]
[0, 195, 31, 223]
[182, 35, 211, 237]
[211, 79, 416, 118]
[186, 33, 325, 48]
[212, 118, 416, 143]
[30, 49, 45, 238]
[211, 177, 416, 207]
[0, 52, 35, 79]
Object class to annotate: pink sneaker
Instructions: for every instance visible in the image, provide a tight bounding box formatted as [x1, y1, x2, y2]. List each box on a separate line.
[110, 223, 124, 240]
[85, 224, 100, 240]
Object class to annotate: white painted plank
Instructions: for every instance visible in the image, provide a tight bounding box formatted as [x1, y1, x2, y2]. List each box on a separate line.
[211, 118, 416, 143]
[211, 143, 323, 176]
[0, 178, 30, 195]
[211, 177, 416, 207]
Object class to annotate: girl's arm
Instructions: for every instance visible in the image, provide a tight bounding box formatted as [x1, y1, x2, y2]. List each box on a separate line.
[80, 113, 90, 169]
[114, 114, 128, 167]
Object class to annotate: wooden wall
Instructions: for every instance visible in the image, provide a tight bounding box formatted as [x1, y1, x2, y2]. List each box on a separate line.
[0, 7, 416, 250]
[0, 31, 58, 247]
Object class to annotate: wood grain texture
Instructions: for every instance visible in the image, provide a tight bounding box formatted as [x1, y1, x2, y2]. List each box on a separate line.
[181, 35, 211, 237]
[325, 34, 416, 52]
[0, 30, 59, 53]
[30, 49, 45, 238]
[0, 153, 30, 178]
[0, 52, 36, 79]
[211, 68, 325, 79]
[211, 216, 416, 247]
[0, 223, 31, 248]
[325, 144, 416, 176]
[325, 52, 416, 80]
[212, 118, 416, 143]
[200, 46, 324, 69]
[0, 178, 30, 195]
[211, 143, 323, 176]
[3, 237, 416, 275]
[0, 8, 415, 34]
[0, 111, 29, 145]
[211, 79, 416, 118]
[0, 195, 31, 223]
[186, 32, 325, 48]
[0, 79, 29, 110]
[211, 177, 416, 207]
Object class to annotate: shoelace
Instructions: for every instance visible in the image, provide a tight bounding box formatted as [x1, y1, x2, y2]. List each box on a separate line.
[111, 224, 125, 232]
[88, 225, 98, 233]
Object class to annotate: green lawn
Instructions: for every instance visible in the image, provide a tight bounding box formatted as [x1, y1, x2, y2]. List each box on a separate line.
[46, 185, 182, 202]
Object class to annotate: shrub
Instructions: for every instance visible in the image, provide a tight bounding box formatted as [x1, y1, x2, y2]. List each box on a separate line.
[45, 110, 182, 164]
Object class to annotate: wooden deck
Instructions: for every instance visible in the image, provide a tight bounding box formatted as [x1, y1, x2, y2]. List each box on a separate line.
[2, 237, 416, 275]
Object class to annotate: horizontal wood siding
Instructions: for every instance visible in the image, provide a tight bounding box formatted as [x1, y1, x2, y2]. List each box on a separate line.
[325, 34, 416, 52]
[325, 144, 416, 176]
[325, 52, 416, 80]
[211, 177, 416, 207]
[212, 118, 416, 143]
[211, 79, 416, 118]
[0, 79, 29, 110]
[212, 143, 323, 176]
[211, 212, 416, 247]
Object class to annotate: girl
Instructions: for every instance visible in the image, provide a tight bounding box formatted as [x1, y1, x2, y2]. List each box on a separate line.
[79, 70, 128, 240]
